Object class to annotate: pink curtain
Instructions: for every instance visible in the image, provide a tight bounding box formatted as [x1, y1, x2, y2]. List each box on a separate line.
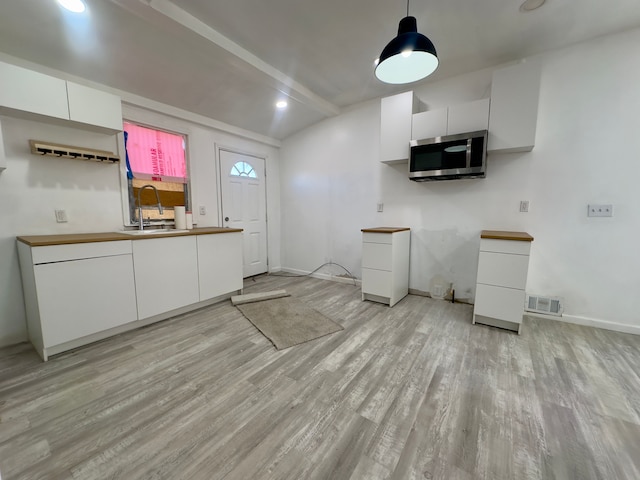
[124, 122, 187, 183]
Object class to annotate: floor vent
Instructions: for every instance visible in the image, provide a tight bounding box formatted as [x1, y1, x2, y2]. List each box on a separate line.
[525, 294, 563, 316]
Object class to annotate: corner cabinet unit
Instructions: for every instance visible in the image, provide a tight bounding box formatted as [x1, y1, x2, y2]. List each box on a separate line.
[380, 92, 419, 164]
[473, 230, 534, 334]
[361, 227, 410, 307]
[17, 228, 243, 360]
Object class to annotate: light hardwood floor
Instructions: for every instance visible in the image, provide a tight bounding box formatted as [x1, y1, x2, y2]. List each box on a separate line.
[1, 275, 640, 479]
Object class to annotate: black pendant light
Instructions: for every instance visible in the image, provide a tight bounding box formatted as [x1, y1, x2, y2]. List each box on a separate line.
[375, 0, 438, 84]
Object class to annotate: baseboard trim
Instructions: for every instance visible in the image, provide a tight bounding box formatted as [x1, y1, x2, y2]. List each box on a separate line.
[526, 312, 640, 336]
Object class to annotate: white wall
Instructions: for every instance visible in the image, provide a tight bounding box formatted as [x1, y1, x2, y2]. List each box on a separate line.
[0, 102, 280, 347]
[279, 28, 640, 333]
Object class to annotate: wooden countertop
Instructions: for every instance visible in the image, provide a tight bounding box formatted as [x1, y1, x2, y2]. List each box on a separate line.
[17, 227, 243, 247]
[361, 227, 411, 233]
[481, 230, 534, 242]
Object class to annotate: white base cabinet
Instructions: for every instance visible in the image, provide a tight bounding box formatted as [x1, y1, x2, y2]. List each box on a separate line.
[197, 232, 243, 301]
[361, 228, 410, 307]
[472, 231, 534, 333]
[17, 240, 138, 360]
[132, 236, 199, 320]
[17, 229, 244, 361]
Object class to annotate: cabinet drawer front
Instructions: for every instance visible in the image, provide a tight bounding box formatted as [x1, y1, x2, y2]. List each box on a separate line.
[32, 240, 132, 264]
[476, 252, 529, 289]
[362, 268, 391, 298]
[480, 238, 531, 255]
[363, 232, 393, 245]
[362, 242, 392, 270]
[474, 284, 525, 324]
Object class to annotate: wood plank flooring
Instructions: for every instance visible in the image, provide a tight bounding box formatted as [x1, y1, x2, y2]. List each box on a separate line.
[1, 275, 640, 479]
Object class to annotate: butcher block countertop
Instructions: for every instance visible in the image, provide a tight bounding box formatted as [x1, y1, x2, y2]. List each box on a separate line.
[361, 227, 411, 233]
[17, 227, 243, 247]
[480, 230, 534, 242]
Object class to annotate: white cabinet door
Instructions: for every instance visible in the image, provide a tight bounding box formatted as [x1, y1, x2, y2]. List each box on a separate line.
[380, 91, 418, 163]
[411, 108, 447, 140]
[474, 283, 525, 324]
[34, 254, 137, 347]
[447, 98, 490, 135]
[488, 60, 541, 153]
[362, 243, 392, 271]
[362, 268, 392, 298]
[0, 61, 69, 120]
[66, 82, 123, 133]
[133, 236, 199, 319]
[197, 233, 243, 301]
[476, 252, 530, 290]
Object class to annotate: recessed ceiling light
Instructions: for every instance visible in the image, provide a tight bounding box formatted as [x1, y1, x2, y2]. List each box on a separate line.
[520, 0, 545, 12]
[57, 0, 86, 13]
[276, 100, 288, 109]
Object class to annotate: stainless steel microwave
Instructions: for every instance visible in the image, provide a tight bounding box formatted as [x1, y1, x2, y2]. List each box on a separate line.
[409, 130, 488, 181]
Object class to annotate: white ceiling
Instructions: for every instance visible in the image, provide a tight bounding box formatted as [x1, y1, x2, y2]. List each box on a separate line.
[1, 0, 640, 140]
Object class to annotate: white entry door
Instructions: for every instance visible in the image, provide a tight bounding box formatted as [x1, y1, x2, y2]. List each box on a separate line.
[219, 149, 268, 277]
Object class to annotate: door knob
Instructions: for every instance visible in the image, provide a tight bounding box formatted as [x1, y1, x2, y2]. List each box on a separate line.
[224, 216, 229, 222]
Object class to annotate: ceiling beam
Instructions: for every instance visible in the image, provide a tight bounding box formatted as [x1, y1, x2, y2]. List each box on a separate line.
[139, 0, 340, 118]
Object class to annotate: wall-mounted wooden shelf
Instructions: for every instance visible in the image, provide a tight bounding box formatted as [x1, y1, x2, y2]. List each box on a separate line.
[29, 140, 120, 163]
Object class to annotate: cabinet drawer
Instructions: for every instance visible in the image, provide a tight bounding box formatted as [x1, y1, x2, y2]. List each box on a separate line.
[480, 238, 531, 255]
[474, 284, 525, 324]
[362, 232, 393, 245]
[362, 242, 392, 270]
[32, 240, 132, 264]
[362, 268, 391, 298]
[476, 251, 529, 289]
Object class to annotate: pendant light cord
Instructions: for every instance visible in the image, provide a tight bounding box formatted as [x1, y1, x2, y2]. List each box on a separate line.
[406, 0, 410, 17]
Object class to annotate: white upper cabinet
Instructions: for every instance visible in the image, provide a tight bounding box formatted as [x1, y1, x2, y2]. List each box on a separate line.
[380, 91, 419, 164]
[0, 61, 122, 134]
[67, 82, 123, 133]
[412, 99, 490, 141]
[411, 107, 447, 140]
[488, 60, 541, 153]
[0, 62, 69, 120]
[447, 98, 490, 136]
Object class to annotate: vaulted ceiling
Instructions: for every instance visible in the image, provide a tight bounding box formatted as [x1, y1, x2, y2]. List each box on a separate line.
[1, 0, 640, 140]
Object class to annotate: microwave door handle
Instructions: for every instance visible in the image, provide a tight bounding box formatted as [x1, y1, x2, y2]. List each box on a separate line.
[466, 139, 472, 168]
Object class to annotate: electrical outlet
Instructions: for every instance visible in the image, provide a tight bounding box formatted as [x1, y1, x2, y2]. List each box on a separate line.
[588, 204, 613, 217]
[55, 209, 68, 223]
[377, 203, 384, 212]
[519, 200, 529, 213]
[199, 205, 206, 215]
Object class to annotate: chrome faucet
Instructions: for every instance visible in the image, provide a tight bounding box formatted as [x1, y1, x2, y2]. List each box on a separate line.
[137, 184, 164, 230]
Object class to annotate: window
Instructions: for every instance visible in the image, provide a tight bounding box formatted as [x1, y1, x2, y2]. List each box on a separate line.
[230, 161, 257, 178]
[123, 122, 190, 223]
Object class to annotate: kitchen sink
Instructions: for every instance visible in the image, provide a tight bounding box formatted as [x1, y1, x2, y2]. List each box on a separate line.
[116, 229, 189, 235]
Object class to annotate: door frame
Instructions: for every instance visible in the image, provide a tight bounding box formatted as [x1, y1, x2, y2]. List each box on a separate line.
[215, 144, 269, 275]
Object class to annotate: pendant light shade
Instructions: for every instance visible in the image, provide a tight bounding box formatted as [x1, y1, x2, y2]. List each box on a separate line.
[375, 16, 438, 84]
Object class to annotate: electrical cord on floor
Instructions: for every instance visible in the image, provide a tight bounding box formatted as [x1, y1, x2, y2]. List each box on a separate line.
[270, 262, 358, 286]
